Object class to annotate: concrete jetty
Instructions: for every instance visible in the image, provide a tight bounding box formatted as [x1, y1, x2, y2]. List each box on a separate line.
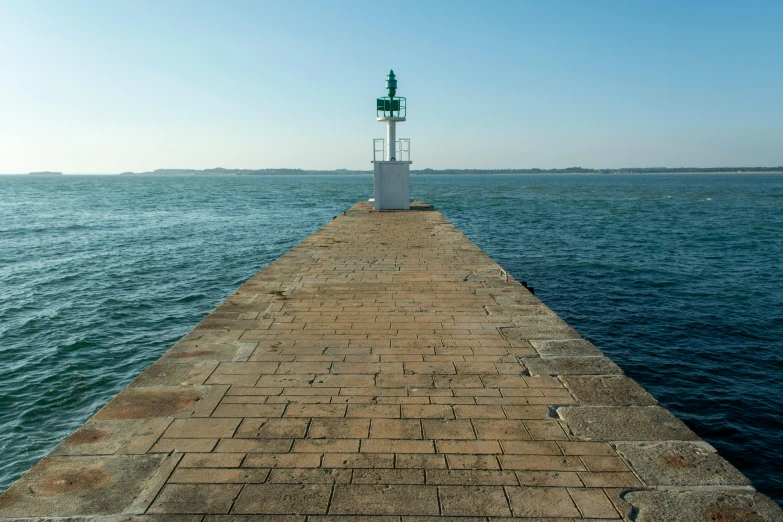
[1, 201, 781, 521]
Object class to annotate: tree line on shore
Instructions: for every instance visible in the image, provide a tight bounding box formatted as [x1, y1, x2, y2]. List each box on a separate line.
[119, 166, 783, 176]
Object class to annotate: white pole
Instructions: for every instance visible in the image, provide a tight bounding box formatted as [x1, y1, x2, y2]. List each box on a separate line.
[386, 120, 396, 161]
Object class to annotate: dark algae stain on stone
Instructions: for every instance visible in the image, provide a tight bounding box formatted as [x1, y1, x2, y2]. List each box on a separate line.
[617, 441, 751, 487]
[0, 455, 166, 516]
[34, 466, 110, 495]
[95, 389, 201, 420]
[626, 489, 783, 521]
[664, 453, 696, 468]
[64, 428, 108, 445]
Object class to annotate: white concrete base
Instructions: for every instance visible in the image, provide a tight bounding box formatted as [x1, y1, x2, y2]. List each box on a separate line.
[372, 161, 411, 210]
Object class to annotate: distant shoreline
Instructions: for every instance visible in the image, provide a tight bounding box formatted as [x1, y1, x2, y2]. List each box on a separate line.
[119, 167, 783, 176]
[4, 168, 782, 176]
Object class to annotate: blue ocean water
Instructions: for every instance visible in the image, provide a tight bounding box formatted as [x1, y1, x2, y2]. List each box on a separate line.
[0, 174, 781, 505]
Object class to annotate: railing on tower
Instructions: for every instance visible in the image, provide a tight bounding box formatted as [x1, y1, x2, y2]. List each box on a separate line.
[373, 139, 385, 162]
[372, 138, 411, 162]
[397, 139, 410, 161]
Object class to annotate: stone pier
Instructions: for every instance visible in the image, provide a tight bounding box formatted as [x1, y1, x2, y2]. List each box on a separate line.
[1, 201, 781, 521]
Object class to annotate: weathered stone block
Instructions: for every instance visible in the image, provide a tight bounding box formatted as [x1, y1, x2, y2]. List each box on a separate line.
[438, 485, 512, 516]
[525, 356, 622, 376]
[232, 483, 332, 515]
[505, 486, 580, 518]
[330, 485, 439, 515]
[624, 489, 783, 522]
[559, 406, 699, 441]
[616, 441, 751, 486]
[530, 339, 604, 356]
[562, 375, 657, 405]
[0, 455, 170, 517]
[500, 326, 581, 340]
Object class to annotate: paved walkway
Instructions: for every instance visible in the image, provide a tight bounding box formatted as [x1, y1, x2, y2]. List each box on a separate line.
[1, 201, 781, 521]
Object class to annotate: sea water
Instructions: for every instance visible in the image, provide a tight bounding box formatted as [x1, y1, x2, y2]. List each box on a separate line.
[1, 174, 781, 504]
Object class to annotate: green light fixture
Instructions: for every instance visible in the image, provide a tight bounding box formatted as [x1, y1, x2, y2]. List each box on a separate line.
[386, 70, 397, 97]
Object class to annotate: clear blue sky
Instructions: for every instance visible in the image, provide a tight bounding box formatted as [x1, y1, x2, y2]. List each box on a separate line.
[1, 0, 781, 173]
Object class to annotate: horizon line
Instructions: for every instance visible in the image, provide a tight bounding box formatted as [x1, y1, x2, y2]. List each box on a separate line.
[5, 166, 783, 176]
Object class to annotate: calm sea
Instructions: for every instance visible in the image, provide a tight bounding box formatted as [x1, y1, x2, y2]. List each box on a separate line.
[1, 174, 781, 504]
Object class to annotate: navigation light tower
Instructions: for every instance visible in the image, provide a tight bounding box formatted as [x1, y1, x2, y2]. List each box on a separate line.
[371, 70, 411, 210]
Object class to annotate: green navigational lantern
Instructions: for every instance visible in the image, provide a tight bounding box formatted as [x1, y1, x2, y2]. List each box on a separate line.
[386, 69, 397, 97]
[376, 69, 406, 118]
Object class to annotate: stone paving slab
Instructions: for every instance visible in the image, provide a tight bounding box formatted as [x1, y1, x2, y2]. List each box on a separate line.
[529, 340, 604, 357]
[560, 376, 658, 406]
[1, 201, 780, 521]
[524, 357, 623, 377]
[624, 489, 783, 522]
[0, 454, 175, 517]
[615, 441, 751, 487]
[559, 406, 700, 442]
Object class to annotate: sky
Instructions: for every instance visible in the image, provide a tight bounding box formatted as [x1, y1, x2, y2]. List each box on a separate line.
[1, 0, 782, 173]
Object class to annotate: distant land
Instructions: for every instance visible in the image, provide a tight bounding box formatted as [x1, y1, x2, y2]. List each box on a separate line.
[117, 167, 783, 176]
[27, 171, 63, 176]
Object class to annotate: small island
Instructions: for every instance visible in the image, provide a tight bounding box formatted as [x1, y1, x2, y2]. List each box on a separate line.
[28, 171, 63, 176]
